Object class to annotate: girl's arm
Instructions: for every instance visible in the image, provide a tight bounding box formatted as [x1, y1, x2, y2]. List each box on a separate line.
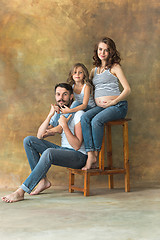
[58, 115, 83, 150]
[61, 85, 91, 114]
[102, 64, 131, 108]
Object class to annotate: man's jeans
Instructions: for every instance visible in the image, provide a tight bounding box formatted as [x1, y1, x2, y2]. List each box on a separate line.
[21, 136, 87, 194]
[81, 101, 128, 152]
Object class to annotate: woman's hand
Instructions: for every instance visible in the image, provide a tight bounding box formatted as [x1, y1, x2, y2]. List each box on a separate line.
[98, 99, 117, 108]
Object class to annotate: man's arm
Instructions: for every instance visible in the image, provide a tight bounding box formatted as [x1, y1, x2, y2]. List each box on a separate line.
[58, 115, 83, 151]
[37, 104, 62, 139]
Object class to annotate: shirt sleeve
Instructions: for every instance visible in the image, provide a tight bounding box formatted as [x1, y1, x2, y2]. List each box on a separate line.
[73, 110, 84, 125]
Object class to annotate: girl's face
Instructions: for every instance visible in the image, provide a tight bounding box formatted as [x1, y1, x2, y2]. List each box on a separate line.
[72, 66, 84, 83]
[97, 42, 109, 61]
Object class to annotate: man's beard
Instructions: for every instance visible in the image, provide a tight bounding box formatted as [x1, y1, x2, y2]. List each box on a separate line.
[57, 99, 71, 108]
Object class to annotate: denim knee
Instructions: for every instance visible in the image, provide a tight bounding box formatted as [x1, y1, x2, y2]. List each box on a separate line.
[41, 148, 53, 166]
[23, 136, 35, 147]
[81, 113, 90, 124]
[91, 117, 103, 128]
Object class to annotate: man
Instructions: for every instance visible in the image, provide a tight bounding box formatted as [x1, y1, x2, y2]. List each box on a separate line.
[2, 83, 87, 203]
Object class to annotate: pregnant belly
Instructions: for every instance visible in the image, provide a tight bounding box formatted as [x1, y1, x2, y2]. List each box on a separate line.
[95, 96, 118, 107]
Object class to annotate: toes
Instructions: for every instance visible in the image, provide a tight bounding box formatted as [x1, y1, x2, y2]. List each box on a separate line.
[82, 166, 87, 170]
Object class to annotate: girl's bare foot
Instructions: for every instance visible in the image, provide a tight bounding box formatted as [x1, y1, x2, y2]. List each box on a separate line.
[1, 188, 25, 203]
[82, 152, 97, 170]
[30, 178, 51, 195]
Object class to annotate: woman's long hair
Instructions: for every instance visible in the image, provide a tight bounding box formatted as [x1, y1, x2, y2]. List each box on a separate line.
[93, 37, 121, 69]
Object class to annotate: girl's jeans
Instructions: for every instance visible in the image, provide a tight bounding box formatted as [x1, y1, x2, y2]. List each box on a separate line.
[21, 136, 87, 194]
[81, 101, 128, 153]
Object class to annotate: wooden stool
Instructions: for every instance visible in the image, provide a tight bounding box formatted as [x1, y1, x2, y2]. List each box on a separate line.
[68, 118, 131, 196]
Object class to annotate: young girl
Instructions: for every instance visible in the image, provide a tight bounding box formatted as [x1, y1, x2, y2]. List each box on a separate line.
[61, 63, 96, 115]
[49, 63, 96, 128]
[81, 37, 131, 170]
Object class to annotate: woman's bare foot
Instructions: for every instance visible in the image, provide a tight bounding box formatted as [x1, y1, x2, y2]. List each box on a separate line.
[1, 188, 25, 203]
[91, 162, 98, 169]
[30, 178, 51, 195]
[91, 151, 99, 169]
[82, 152, 97, 170]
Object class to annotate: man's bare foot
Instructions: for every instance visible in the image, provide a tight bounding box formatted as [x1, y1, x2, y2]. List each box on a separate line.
[82, 152, 97, 170]
[1, 188, 25, 203]
[30, 178, 51, 195]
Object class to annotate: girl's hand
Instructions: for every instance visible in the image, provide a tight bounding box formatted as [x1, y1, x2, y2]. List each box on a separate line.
[60, 105, 71, 114]
[58, 115, 72, 128]
[99, 99, 117, 108]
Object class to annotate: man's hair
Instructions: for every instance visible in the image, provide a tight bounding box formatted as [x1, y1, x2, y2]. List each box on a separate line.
[55, 83, 73, 95]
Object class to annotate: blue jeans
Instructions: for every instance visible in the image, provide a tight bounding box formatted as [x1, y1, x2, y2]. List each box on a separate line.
[21, 136, 87, 194]
[50, 101, 92, 126]
[80, 101, 128, 152]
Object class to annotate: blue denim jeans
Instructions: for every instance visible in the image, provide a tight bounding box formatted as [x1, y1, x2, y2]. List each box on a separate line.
[80, 101, 128, 152]
[21, 136, 87, 194]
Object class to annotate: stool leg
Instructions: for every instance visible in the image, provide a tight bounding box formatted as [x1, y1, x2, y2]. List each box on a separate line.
[123, 122, 130, 192]
[84, 171, 90, 196]
[69, 170, 74, 193]
[99, 128, 105, 170]
[107, 125, 114, 189]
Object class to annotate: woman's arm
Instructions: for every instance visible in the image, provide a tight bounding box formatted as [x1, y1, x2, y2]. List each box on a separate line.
[102, 64, 131, 108]
[58, 115, 83, 150]
[112, 64, 131, 103]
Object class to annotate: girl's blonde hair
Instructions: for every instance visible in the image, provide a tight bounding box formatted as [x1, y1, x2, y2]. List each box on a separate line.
[67, 63, 93, 91]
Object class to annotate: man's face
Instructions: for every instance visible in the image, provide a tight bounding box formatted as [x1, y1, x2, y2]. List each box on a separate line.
[55, 87, 73, 108]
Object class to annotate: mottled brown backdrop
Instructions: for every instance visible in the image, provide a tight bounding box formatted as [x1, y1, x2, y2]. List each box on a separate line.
[0, 0, 159, 189]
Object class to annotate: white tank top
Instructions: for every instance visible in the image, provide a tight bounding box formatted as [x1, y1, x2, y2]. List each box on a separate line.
[73, 84, 96, 107]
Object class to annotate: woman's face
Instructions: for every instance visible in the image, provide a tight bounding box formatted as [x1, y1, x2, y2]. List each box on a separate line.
[97, 42, 109, 61]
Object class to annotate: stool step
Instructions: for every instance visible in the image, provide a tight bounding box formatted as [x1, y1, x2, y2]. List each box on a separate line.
[69, 168, 126, 176]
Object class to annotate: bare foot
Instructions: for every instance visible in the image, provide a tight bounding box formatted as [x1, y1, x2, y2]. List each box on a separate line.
[91, 162, 98, 169]
[30, 178, 51, 195]
[91, 152, 99, 169]
[82, 152, 97, 170]
[1, 188, 25, 203]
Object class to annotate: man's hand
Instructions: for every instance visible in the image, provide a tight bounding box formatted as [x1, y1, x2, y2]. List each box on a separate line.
[58, 114, 72, 128]
[48, 104, 60, 118]
[42, 129, 56, 138]
[54, 104, 60, 114]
